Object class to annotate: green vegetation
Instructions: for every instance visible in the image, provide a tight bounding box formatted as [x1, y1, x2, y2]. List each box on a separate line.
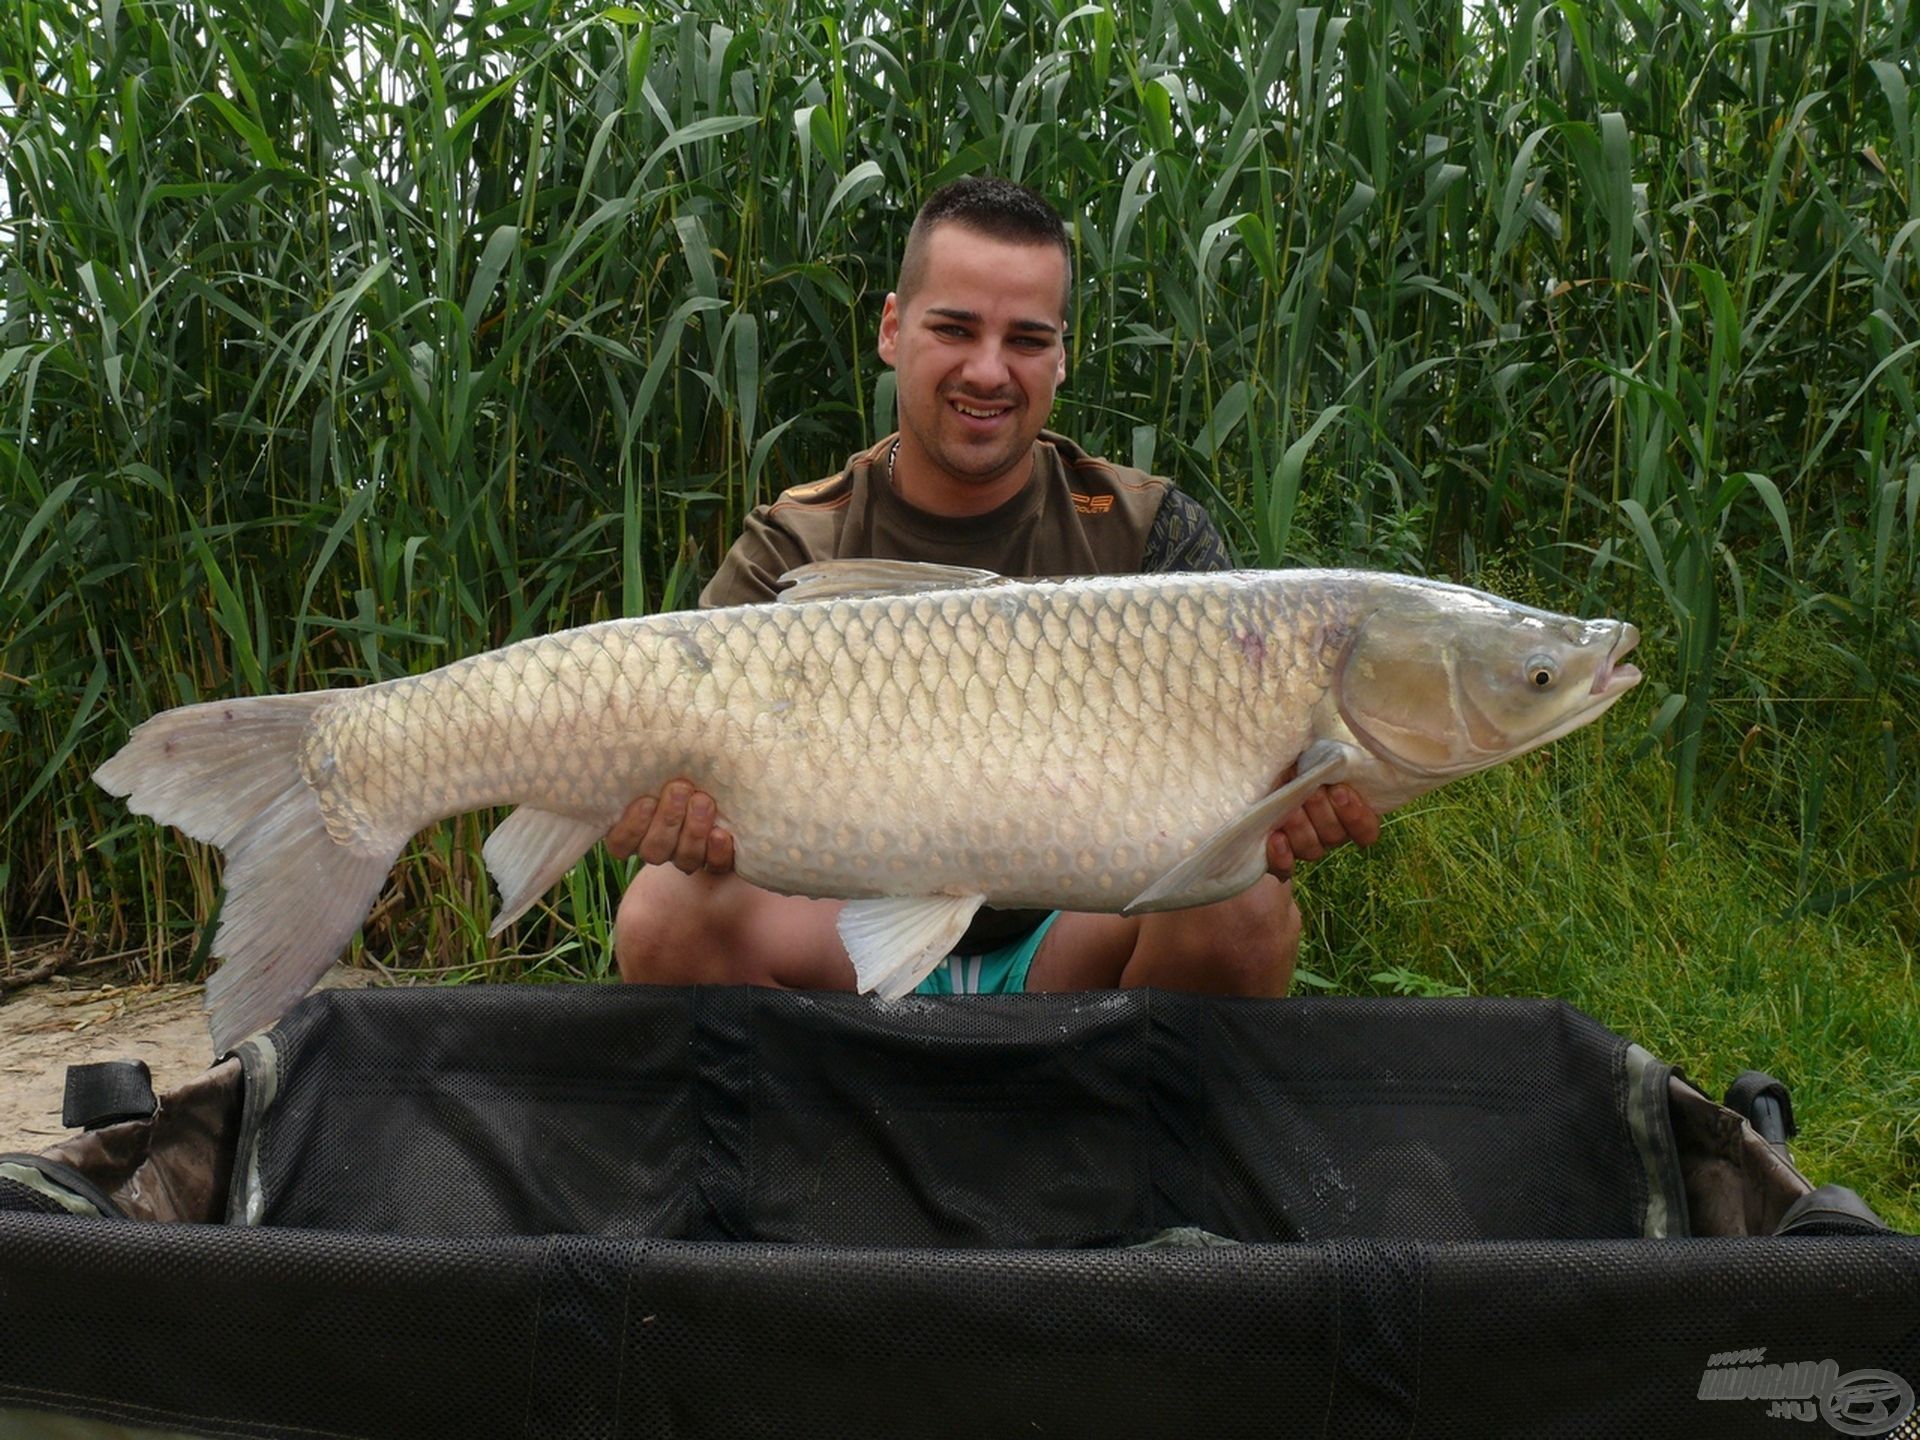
[1, 0, 1914, 1225]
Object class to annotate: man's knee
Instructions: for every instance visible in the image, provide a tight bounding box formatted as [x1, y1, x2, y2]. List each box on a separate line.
[615, 865, 719, 984]
[614, 865, 853, 989]
[1232, 880, 1303, 993]
[1114, 878, 1303, 996]
[1181, 879, 1303, 996]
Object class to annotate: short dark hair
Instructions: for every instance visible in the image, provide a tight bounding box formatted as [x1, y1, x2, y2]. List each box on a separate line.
[897, 176, 1072, 318]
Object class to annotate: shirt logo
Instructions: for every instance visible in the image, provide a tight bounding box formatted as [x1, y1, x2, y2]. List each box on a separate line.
[1070, 492, 1114, 515]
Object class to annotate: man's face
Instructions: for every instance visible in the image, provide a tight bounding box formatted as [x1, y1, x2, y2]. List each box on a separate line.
[877, 223, 1068, 499]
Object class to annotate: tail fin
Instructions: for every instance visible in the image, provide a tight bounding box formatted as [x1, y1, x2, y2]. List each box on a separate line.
[94, 695, 405, 1053]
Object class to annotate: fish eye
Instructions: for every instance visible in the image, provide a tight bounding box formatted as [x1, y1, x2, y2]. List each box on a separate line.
[1525, 654, 1559, 688]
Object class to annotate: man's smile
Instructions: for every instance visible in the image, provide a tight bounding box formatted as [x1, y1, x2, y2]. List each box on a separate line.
[947, 395, 1016, 430]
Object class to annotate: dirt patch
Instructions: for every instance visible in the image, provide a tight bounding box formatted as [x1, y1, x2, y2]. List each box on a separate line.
[0, 964, 375, 1155]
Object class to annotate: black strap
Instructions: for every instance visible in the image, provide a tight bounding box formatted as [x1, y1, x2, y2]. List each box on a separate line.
[61, 1060, 157, 1130]
[1724, 1069, 1797, 1144]
[1774, 1184, 1890, 1236]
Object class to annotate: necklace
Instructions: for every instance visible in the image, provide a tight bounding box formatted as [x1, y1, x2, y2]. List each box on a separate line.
[886, 437, 900, 488]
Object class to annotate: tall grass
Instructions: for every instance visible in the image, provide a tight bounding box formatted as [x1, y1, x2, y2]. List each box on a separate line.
[1, 0, 1915, 1187]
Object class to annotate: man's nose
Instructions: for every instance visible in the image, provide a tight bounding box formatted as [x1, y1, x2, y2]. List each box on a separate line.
[957, 341, 1012, 392]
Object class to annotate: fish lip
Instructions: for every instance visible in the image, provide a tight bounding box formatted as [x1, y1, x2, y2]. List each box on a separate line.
[1590, 621, 1642, 697]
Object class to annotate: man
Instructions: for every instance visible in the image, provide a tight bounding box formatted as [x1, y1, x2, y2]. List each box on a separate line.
[610, 177, 1378, 997]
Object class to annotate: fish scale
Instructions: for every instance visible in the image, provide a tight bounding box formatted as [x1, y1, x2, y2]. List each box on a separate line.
[94, 563, 1640, 1049]
[650, 579, 1306, 907]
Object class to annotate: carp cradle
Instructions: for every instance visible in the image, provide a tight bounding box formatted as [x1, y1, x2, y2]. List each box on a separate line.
[1, 986, 1914, 1438]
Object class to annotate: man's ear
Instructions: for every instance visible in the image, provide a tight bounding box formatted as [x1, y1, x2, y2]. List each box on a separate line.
[877, 292, 900, 365]
[1054, 342, 1066, 386]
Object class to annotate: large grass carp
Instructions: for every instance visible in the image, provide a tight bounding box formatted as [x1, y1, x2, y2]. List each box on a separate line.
[95, 561, 1641, 1049]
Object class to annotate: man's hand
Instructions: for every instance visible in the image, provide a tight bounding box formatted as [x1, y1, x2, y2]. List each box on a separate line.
[1266, 784, 1381, 882]
[607, 781, 735, 874]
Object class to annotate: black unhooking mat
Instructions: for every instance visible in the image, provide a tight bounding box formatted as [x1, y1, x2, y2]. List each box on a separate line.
[1, 986, 1916, 1439]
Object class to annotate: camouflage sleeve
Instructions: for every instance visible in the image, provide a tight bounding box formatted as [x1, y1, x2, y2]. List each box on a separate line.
[698, 508, 818, 608]
[1141, 488, 1234, 573]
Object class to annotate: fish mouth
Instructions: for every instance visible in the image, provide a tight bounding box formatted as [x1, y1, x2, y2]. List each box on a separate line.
[1589, 622, 1642, 698]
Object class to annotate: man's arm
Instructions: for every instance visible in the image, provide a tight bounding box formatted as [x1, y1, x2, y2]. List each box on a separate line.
[1141, 487, 1234, 573]
[699, 507, 817, 608]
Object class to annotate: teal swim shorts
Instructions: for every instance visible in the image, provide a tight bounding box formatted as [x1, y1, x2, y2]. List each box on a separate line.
[912, 912, 1062, 995]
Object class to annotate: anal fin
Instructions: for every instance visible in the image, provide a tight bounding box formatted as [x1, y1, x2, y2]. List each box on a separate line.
[483, 805, 612, 936]
[837, 895, 986, 1000]
[1124, 742, 1357, 914]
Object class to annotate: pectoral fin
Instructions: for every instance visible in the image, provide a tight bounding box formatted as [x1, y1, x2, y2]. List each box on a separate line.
[483, 806, 611, 935]
[1124, 742, 1357, 914]
[838, 894, 986, 1000]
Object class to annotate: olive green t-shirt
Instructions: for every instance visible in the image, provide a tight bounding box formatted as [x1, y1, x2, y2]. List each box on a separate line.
[701, 431, 1230, 607]
[699, 432, 1232, 952]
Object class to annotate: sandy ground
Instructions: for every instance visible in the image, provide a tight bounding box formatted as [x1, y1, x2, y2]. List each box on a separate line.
[0, 961, 374, 1155]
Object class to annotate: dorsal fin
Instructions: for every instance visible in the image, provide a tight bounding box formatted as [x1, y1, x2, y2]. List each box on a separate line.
[776, 559, 1007, 603]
